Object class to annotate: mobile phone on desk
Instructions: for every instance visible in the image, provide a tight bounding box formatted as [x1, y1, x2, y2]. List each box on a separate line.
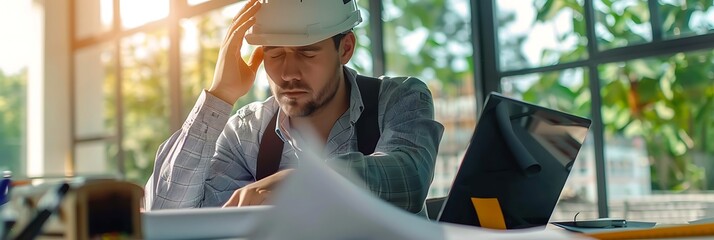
[575, 218, 627, 228]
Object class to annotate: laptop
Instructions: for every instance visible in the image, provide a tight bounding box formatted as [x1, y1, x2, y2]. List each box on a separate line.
[437, 92, 592, 229]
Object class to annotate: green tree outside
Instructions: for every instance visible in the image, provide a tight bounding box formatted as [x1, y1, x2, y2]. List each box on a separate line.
[0, 69, 26, 176]
[517, 0, 714, 192]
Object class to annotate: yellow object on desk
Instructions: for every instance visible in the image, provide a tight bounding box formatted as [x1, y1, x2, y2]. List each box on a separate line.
[585, 222, 714, 239]
[471, 197, 507, 230]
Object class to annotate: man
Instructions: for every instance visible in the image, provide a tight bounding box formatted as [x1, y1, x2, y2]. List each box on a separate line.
[144, 0, 444, 216]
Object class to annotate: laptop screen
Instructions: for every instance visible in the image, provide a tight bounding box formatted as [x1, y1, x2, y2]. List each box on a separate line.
[437, 92, 591, 229]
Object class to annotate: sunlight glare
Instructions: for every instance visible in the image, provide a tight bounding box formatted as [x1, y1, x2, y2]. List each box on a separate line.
[120, 0, 169, 29]
[188, 0, 211, 6]
[100, 0, 112, 27]
[0, 0, 34, 74]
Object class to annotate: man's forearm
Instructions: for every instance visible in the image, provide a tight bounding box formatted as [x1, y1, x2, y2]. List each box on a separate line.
[147, 90, 233, 210]
[330, 149, 434, 213]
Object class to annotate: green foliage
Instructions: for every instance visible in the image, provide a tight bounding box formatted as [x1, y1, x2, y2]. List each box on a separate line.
[346, 0, 372, 75]
[660, 0, 714, 38]
[181, 13, 219, 117]
[0, 69, 26, 176]
[516, 68, 591, 117]
[500, 0, 589, 70]
[530, 0, 714, 191]
[117, 30, 172, 184]
[598, 51, 714, 191]
[593, 0, 651, 50]
[382, 0, 474, 97]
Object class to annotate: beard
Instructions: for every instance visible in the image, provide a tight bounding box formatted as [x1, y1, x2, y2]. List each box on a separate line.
[273, 71, 341, 117]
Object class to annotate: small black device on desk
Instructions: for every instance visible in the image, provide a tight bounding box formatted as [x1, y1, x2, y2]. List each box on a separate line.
[573, 218, 627, 228]
[551, 218, 656, 234]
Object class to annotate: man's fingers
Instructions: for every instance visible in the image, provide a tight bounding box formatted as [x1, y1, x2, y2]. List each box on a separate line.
[224, 0, 260, 44]
[236, 189, 252, 207]
[230, 17, 257, 58]
[234, 17, 257, 42]
[241, 189, 269, 206]
[233, 0, 258, 22]
[224, 16, 255, 55]
[237, 189, 263, 207]
[257, 189, 271, 205]
[233, 0, 261, 31]
[227, 0, 260, 40]
[223, 189, 242, 207]
[248, 47, 264, 73]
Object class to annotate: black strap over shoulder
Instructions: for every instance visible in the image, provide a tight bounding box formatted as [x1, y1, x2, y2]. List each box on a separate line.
[354, 75, 381, 155]
[256, 74, 382, 181]
[256, 112, 283, 181]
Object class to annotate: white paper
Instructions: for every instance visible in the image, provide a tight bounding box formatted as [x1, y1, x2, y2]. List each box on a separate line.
[142, 205, 270, 239]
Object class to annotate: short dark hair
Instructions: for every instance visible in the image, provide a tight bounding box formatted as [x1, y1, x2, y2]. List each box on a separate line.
[330, 29, 353, 49]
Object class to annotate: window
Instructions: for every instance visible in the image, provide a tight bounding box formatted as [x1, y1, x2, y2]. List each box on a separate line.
[496, 0, 588, 71]
[120, 30, 171, 182]
[501, 68, 599, 219]
[660, 0, 714, 39]
[72, 1, 258, 184]
[73, 43, 116, 175]
[0, 0, 36, 178]
[74, 0, 113, 39]
[600, 52, 714, 222]
[382, 0, 476, 198]
[594, 0, 652, 50]
[480, 0, 714, 222]
[119, 0, 169, 29]
[346, 0, 372, 76]
[0, 69, 27, 177]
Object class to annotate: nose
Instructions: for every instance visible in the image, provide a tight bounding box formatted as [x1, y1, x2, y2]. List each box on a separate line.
[280, 53, 301, 82]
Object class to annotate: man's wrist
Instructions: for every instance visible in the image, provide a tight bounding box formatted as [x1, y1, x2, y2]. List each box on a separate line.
[207, 89, 238, 105]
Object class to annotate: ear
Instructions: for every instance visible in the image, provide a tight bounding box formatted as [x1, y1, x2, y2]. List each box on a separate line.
[339, 32, 356, 65]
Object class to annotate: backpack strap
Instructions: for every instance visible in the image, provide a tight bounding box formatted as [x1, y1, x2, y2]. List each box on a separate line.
[255, 74, 382, 181]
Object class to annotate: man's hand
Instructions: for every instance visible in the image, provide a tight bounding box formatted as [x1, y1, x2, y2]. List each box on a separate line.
[223, 169, 294, 207]
[208, 0, 264, 104]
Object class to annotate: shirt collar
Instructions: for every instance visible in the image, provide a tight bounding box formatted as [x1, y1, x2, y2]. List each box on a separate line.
[344, 66, 366, 125]
[273, 66, 366, 143]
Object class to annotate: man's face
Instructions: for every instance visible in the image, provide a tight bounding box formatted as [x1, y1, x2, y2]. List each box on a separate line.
[263, 37, 345, 117]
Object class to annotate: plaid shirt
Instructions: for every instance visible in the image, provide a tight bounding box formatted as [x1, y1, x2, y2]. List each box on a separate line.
[145, 67, 444, 215]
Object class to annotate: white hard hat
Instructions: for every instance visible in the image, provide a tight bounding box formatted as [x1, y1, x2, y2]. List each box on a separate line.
[245, 0, 362, 47]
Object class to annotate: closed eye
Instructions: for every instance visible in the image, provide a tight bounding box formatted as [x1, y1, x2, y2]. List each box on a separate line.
[268, 52, 285, 59]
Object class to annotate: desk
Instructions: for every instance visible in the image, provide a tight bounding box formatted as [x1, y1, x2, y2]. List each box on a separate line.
[4, 179, 143, 240]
